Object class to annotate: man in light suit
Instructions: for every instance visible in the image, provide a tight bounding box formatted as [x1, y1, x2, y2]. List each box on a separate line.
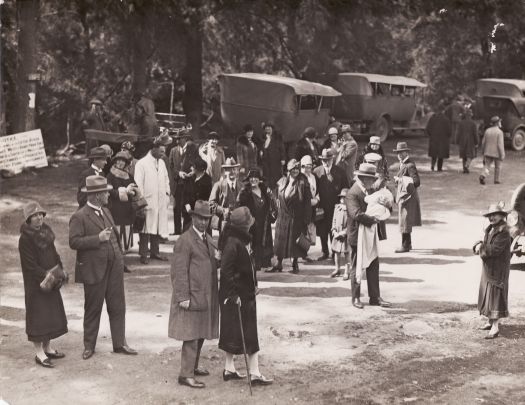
[168, 200, 219, 389]
[69, 175, 137, 360]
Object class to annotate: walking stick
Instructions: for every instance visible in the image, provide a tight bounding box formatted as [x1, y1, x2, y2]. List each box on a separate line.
[236, 300, 253, 396]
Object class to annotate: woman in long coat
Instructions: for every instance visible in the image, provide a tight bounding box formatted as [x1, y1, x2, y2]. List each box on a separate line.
[457, 109, 479, 173]
[218, 207, 272, 385]
[426, 109, 452, 171]
[260, 123, 286, 191]
[474, 203, 512, 339]
[238, 169, 276, 271]
[269, 159, 312, 273]
[236, 125, 259, 175]
[18, 202, 68, 368]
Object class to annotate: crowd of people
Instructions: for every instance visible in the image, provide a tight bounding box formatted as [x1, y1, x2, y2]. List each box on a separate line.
[16, 116, 513, 391]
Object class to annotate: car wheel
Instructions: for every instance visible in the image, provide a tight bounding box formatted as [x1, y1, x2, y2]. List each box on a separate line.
[511, 128, 525, 151]
[376, 116, 391, 142]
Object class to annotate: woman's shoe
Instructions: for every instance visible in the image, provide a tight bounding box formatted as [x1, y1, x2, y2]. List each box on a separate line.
[485, 331, 499, 339]
[223, 370, 246, 381]
[44, 350, 65, 359]
[35, 355, 54, 368]
[330, 270, 341, 278]
[342, 274, 349, 281]
[291, 261, 299, 274]
[250, 374, 273, 386]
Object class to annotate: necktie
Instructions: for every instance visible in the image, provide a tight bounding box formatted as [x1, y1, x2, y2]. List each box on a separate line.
[202, 232, 207, 245]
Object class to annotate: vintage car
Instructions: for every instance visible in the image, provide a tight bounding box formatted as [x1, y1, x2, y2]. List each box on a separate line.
[219, 73, 341, 152]
[474, 78, 525, 151]
[327, 73, 431, 142]
[509, 183, 525, 257]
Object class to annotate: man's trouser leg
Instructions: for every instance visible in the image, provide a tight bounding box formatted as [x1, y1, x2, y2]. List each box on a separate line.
[83, 269, 110, 351]
[366, 258, 380, 302]
[437, 158, 443, 171]
[174, 186, 183, 234]
[105, 257, 126, 349]
[431, 157, 436, 170]
[150, 234, 160, 256]
[180, 339, 204, 378]
[349, 245, 361, 300]
[494, 159, 501, 183]
[138, 233, 149, 258]
[318, 219, 329, 256]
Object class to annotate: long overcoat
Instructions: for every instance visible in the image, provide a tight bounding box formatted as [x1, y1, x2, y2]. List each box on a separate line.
[477, 221, 511, 319]
[168, 227, 219, 341]
[396, 158, 422, 233]
[273, 173, 312, 258]
[19, 222, 68, 342]
[236, 135, 259, 174]
[260, 135, 286, 190]
[336, 138, 358, 185]
[134, 151, 171, 237]
[457, 117, 479, 159]
[218, 226, 259, 355]
[345, 181, 377, 247]
[106, 167, 135, 226]
[426, 112, 452, 158]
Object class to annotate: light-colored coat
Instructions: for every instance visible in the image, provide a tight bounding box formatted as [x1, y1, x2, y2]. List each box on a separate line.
[134, 151, 171, 237]
[336, 138, 358, 185]
[395, 158, 422, 233]
[482, 126, 505, 160]
[168, 227, 219, 341]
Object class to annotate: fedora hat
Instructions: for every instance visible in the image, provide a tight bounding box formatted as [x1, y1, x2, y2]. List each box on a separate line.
[363, 152, 382, 164]
[222, 157, 240, 169]
[483, 201, 507, 217]
[23, 201, 46, 223]
[230, 206, 255, 229]
[319, 148, 335, 160]
[81, 175, 114, 193]
[490, 115, 501, 125]
[338, 188, 349, 198]
[100, 144, 114, 157]
[393, 142, 410, 152]
[88, 146, 107, 160]
[287, 158, 300, 171]
[369, 136, 381, 145]
[189, 200, 213, 218]
[355, 163, 378, 178]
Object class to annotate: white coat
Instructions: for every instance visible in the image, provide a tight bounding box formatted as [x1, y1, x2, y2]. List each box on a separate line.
[134, 151, 171, 237]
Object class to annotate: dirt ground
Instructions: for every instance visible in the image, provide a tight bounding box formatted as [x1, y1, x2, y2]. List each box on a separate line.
[1, 134, 525, 405]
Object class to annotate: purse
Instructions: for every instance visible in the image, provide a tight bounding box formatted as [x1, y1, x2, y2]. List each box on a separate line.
[296, 233, 312, 253]
[40, 264, 68, 293]
[314, 207, 325, 222]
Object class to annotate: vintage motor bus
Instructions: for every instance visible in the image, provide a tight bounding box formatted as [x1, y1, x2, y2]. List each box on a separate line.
[474, 78, 525, 151]
[219, 73, 341, 154]
[328, 73, 431, 142]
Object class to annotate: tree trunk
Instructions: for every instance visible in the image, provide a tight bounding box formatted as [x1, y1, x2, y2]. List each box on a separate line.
[130, 10, 148, 97]
[182, 23, 203, 137]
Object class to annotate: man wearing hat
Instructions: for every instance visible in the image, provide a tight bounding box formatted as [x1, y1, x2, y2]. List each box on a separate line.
[295, 127, 320, 166]
[77, 147, 110, 207]
[168, 130, 199, 235]
[134, 135, 171, 264]
[393, 142, 421, 253]
[199, 132, 226, 183]
[335, 125, 358, 186]
[69, 175, 137, 360]
[479, 116, 505, 185]
[426, 104, 452, 172]
[209, 158, 242, 232]
[345, 163, 391, 308]
[457, 108, 479, 174]
[168, 200, 219, 389]
[313, 148, 349, 261]
[82, 99, 108, 132]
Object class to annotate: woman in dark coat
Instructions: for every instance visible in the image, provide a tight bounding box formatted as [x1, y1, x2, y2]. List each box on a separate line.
[294, 127, 320, 166]
[426, 109, 452, 171]
[260, 122, 286, 191]
[356, 136, 389, 179]
[457, 109, 479, 173]
[473, 202, 512, 339]
[236, 124, 259, 175]
[238, 169, 277, 271]
[18, 202, 68, 368]
[269, 159, 312, 273]
[218, 207, 273, 385]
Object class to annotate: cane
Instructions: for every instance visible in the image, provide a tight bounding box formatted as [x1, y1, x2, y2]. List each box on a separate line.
[236, 300, 253, 396]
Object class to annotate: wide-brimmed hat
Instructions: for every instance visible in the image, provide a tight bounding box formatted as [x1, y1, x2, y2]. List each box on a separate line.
[302, 127, 316, 139]
[222, 157, 240, 169]
[153, 132, 173, 146]
[393, 142, 410, 152]
[338, 188, 349, 198]
[112, 151, 132, 164]
[328, 127, 339, 136]
[88, 146, 107, 160]
[300, 155, 313, 166]
[189, 200, 213, 218]
[319, 148, 335, 160]
[355, 163, 378, 178]
[244, 168, 264, 182]
[363, 152, 382, 163]
[287, 159, 300, 171]
[483, 201, 508, 217]
[369, 136, 381, 145]
[230, 206, 255, 229]
[490, 115, 501, 125]
[100, 144, 113, 157]
[23, 201, 46, 223]
[81, 175, 114, 193]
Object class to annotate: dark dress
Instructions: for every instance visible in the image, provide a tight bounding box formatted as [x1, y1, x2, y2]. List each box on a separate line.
[218, 226, 259, 355]
[18, 223, 68, 342]
[426, 112, 452, 158]
[477, 221, 511, 319]
[106, 167, 135, 226]
[238, 183, 276, 270]
[260, 135, 286, 190]
[273, 173, 312, 259]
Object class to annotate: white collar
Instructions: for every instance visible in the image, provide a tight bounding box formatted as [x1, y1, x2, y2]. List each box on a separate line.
[193, 226, 204, 240]
[87, 201, 102, 211]
[91, 164, 103, 173]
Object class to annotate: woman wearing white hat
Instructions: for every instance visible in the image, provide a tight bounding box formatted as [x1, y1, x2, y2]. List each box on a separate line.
[355, 136, 389, 179]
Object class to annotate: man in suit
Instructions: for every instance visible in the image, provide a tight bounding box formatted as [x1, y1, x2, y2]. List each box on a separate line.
[69, 175, 137, 360]
[168, 200, 219, 389]
[184, 158, 212, 213]
[77, 147, 109, 207]
[168, 130, 200, 235]
[346, 163, 391, 309]
[209, 158, 242, 232]
[313, 148, 349, 261]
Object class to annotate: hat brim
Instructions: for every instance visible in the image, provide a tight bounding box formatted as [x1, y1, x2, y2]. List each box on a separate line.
[355, 171, 378, 178]
[222, 164, 240, 169]
[483, 210, 508, 217]
[393, 148, 410, 152]
[80, 185, 114, 193]
[89, 154, 108, 160]
[189, 210, 213, 218]
[319, 155, 335, 160]
[26, 210, 47, 222]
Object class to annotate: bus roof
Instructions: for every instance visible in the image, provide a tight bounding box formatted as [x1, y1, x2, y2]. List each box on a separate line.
[338, 73, 427, 88]
[477, 78, 525, 95]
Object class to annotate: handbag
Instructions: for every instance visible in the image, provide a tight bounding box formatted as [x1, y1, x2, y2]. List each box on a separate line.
[40, 264, 68, 293]
[307, 222, 317, 245]
[296, 233, 312, 253]
[314, 207, 325, 222]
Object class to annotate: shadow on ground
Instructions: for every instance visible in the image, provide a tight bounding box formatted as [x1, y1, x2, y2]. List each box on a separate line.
[381, 256, 465, 265]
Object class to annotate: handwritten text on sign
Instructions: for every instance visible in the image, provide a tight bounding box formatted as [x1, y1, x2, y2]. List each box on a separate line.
[0, 130, 48, 174]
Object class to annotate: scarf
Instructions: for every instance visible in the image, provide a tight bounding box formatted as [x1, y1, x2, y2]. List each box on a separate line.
[109, 166, 130, 180]
[20, 222, 55, 250]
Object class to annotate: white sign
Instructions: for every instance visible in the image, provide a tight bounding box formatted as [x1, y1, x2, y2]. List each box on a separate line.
[0, 129, 48, 174]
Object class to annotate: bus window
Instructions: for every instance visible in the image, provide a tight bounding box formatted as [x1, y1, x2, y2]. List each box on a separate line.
[375, 83, 390, 96]
[404, 87, 416, 97]
[391, 85, 403, 96]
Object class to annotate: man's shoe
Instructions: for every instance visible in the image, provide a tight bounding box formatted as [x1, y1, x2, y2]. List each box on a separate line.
[266, 266, 282, 273]
[123, 265, 132, 273]
[82, 349, 94, 360]
[44, 350, 65, 359]
[370, 298, 392, 308]
[317, 254, 329, 261]
[178, 376, 205, 388]
[113, 345, 138, 355]
[35, 355, 54, 368]
[484, 331, 499, 339]
[342, 273, 350, 281]
[223, 370, 246, 381]
[150, 254, 168, 261]
[479, 176, 485, 185]
[352, 299, 364, 309]
[395, 246, 409, 253]
[140, 256, 149, 264]
[250, 374, 273, 386]
[478, 324, 492, 331]
[194, 367, 209, 376]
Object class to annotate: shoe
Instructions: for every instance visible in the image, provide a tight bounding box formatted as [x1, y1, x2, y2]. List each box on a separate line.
[479, 176, 485, 185]
[140, 256, 149, 264]
[35, 355, 54, 368]
[113, 345, 138, 355]
[303, 256, 314, 263]
[342, 274, 349, 281]
[82, 349, 94, 360]
[150, 254, 168, 261]
[266, 266, 282, 273]
[431, 167, 435, 171]
[465, 168, 470, 174]
[44, 350, 65, 359]
[317, 254, 329, 261]
[370, 298, 392, 308]
[352, 299, 364, 309]
[194, 367, 209, 376]
[485, 331, 499, 339]
[223, 370, 246, 381]
[291, 262, 299, 274]
[395, 246, 409, 253]
[494, 181, 501, 184]
[330, 270, 341, 278]
[478, 324, 492, 331]
[123, 265, 132, 273]
[178, 376, 205, 388]
[250, 374, 273, 386]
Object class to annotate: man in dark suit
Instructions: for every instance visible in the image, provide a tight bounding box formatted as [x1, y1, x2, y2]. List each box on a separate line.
[77, 147, 109, 207]
[69, 175, 137, 360]
[313, 148, 349, 261]
[345, 163, 391, 309]
[184, 158, 213, 213]
[168, 201, 219, 389]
